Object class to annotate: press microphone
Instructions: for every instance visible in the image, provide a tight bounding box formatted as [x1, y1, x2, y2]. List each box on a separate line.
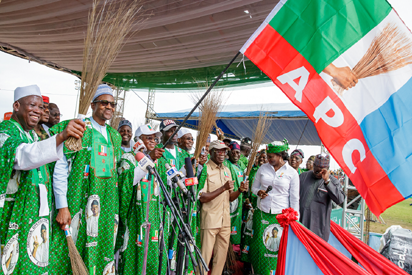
[165, 163, 188, 195]
[265, 186, 273, 193]
[184, 157, 198, 186]
[135, 152, 155, 174]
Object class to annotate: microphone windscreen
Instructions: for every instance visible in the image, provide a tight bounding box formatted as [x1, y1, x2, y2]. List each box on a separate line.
[185, 157, 194, 178]
[135, 152, 145, 162]
[266, 185, 273, 193]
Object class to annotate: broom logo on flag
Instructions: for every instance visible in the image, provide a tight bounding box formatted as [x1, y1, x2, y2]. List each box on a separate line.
[98, 145, 107, 156]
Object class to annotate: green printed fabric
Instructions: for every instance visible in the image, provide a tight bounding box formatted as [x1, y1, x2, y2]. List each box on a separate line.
[0, 119, 53, 275]
[224, 160, 244, 245]
[116, 152, 168, 275]
[250, 209, 282, 275]
[270, 0, 391, 72]
[49, 119, 122, 275]
[238, 155, 248, 171]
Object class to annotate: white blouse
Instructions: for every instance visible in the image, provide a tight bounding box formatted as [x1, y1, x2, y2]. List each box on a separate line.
[252, 162, 300, 217]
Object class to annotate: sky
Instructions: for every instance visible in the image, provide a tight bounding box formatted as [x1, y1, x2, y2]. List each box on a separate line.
[0, 0, 411, 170]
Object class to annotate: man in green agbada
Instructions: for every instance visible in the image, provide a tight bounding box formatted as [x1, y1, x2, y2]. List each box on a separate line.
[116, 124, 166, 275]
[50, 84, 122, 275]
[223, 141, 248, 245]
[0, 84, 84, 275]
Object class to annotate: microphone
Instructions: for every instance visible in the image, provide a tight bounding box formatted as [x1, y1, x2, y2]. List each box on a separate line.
[135, 152, 155, 174]
[265, 186, 273, 193]
[165, 163, 188, 195]
[184, 157, 198, 186]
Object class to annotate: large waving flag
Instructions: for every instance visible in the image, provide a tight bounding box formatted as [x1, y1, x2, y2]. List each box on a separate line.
[241, 0, 412, 216]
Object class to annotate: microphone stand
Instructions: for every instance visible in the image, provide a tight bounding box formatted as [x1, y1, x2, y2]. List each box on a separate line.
[151, 168, 208, 274]
[158, 199, 171, 275]
[141, 173, 152, 275]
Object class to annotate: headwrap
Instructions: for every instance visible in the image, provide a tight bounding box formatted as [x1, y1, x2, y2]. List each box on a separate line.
[3, 112, 12, 121]
[267, 138, 289, 154]
[14, 85, 41, 102]
[91, 200, 99, 206]
[133, 139, 147, 154]
[42, 95, 49, 103]
[178, 128, 192, 138]
[229, 141, 240, 151]
[118, 119, 132, 131]
[41, 224, 47, 231]
[92, 84, 113, 102]
[291, 149, 304, 159]
[314, 154, 330, 168]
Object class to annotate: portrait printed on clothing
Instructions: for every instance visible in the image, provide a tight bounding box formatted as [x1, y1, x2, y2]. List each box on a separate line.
[103, 260, 116, 275]
[244, 209, 254, 233]
[70, 209, 83, 244]
[26, 218, 49, 267]
[1, 234, 19, 275]
[230, 198, 239, 214]
[137, 183, 142, 202]
[86, 195, 100, 237]
[6, 170, 20, 195]
[113, 214, 119, 248]
[262, 224, 283, 252]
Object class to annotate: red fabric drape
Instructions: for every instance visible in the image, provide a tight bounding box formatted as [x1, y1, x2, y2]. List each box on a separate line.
[330, 221, 408, 275]
[275, 208, 369, 275]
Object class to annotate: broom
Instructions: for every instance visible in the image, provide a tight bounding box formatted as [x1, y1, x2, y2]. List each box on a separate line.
[64, 225, 89, 275]
[190, 83, 225, 160]
[66, 0, 147, 151]
[332, 23, 412, 95]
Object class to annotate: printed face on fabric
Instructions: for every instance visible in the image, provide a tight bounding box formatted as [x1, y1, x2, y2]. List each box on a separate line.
[86, 195, 100, 237]
[91, 94, 115, 122]
[263, 224, 283, 252]
[26, 218, 49, 267]
[13, 95, 43, 131]
[1, 234, 19, 274]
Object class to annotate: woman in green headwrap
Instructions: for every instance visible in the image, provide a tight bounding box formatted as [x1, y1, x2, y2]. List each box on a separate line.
[249, 139, 300, 275]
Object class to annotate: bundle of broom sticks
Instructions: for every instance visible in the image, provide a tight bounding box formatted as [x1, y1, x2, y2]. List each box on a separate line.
[191, 85, 225, 160]
[333, 23, 412, 95]
[66, 0, 147, 151]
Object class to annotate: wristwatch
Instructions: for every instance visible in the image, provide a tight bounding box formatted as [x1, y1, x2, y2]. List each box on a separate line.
[324, 179, 330, 185]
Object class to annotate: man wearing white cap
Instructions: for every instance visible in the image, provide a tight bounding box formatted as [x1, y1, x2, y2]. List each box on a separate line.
[197, 140, 246, 275]
[117, 124, 167, 274]
[177, 128, 194, 158]
[0, 85, 85, 274]
[50, 84, 122, 274]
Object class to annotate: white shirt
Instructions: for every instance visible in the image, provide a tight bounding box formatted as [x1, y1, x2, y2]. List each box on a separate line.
[87, 215, 99, 235]
[35, 240, 49, 262]
[53, 117, 106, 209]
[252, 163, 300, 217]
[166, 146, 177, 158]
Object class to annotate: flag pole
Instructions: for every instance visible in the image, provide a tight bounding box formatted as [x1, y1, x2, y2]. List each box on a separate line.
[162, 51, 241, 149]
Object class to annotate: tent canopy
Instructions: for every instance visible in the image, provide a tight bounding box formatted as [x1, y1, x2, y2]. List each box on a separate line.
[0, 0, 276, 90]
[154, 103, 321, 145]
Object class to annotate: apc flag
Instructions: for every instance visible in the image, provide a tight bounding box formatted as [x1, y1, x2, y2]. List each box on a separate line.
[241, 0, 412, 216]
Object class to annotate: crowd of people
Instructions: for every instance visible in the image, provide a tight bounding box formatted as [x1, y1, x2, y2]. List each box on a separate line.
[0, 83, 345, 275]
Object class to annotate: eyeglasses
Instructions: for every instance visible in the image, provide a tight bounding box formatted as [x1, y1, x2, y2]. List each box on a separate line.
[142, 136, 158, 142]
[214, 150, 227, 155]
[50, 113, 62, 118]
[93, 100, 117, 108]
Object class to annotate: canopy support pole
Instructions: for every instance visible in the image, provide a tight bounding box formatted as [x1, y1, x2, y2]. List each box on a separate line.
[162, 51, 241, 149]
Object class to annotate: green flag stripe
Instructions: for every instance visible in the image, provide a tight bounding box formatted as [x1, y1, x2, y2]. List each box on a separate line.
[269, 0, 391, 73]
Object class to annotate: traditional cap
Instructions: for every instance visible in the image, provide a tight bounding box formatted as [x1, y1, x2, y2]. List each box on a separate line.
[160, 119, 178, 132]
[135, 124, 162, 139]
[92, 84, 113, 102]
[291, 149, 304, 159]
[118, 119, 132, 131]
[314, 154, 330, 168]
[241, 137, 252, 145]
[209, 140, 229, 151]
[229, 141, 240, 151]
[308, 155, 316, 161]
[133, 139, 147, 153]
[14, 85, 41, 102]
[178, 128, 192, 138]
[42, 95, 49, 103]
[267, 138, 289, 154]
[3, 112, 12, 121]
